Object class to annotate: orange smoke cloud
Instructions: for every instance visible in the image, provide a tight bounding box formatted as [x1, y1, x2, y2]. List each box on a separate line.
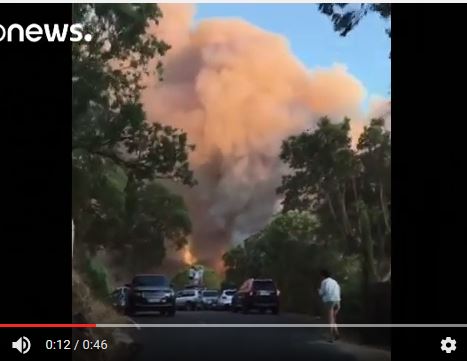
[368, 95, 391, 129]
[306, 64, 366, 116]
[143, 4, 385, 267]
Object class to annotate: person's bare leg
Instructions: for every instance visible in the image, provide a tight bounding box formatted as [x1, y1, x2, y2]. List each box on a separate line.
[333, 305, 340, 339]
[327, 307, 335, 341]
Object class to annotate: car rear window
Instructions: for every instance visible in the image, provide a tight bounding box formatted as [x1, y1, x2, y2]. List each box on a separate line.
[203, 291, 219, 297]
[253, 280, 276, 290]
[132, 275, 169, 287]
[225, 290, 236, 296]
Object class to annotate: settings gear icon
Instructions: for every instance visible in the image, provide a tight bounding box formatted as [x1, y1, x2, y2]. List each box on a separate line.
[441, 337, 457, 353]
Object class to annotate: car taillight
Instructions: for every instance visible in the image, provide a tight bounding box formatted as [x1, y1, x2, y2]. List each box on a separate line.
[249, 291, 254, 296]
[277, 290, 281, 296]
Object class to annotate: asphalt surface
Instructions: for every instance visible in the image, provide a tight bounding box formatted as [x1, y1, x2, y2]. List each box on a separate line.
[129, 310, 391, 361]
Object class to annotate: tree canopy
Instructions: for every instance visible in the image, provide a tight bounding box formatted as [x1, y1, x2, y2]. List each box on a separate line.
[318, 3, 391, 37]
[223, 117, 391, 318]
[318, 3, 391, 58]
[72, 4, 196, 272]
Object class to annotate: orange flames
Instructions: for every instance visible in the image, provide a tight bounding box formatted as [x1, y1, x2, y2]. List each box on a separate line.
[182, 243, 197, 266]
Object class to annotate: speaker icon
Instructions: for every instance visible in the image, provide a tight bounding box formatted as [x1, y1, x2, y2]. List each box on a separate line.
[12, 336, 31, 354]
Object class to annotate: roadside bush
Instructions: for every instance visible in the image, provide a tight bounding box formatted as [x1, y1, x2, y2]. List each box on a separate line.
[338, 255, 364, 323]
[84, 256, 112, 301]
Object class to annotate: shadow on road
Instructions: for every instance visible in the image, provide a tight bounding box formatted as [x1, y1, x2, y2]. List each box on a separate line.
[121, 311, 390, 361]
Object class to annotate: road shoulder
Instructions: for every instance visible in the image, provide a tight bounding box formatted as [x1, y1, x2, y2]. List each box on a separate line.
[334, 341, 391, 361]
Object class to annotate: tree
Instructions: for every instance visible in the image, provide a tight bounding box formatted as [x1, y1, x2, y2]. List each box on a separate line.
[72, 4, 196, 270]
[114, 181, 192, 273]
[318, 3, 391, 37]
[277, 117, 391, 285]
[278, 117, 360, 251]
[318, 3, 391, 58]
[356, 118, 391, 280]
[72, 4, 195, 189]
[223, 118, 390, 319]
[222, 210, 361, 315]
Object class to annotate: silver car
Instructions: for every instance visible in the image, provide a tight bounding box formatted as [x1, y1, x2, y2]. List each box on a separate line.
[175, 289, 202, 310]
[200, 290, 220, 310]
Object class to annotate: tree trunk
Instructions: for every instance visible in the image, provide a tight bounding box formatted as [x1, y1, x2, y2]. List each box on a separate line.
[360, 204, 378, 282]
[325, 191, 348, 245]
[72, 219, 75, 260]
[325, 191, 338, 223]
[351, 177, 364, 247]
[375, 215, 386, 270]
[381, 264, 391, 282]
[379, 181, 391, 233]
[378, 181, 390, 277]
[359, 202, 379, 324]
[338, 185, 351, 236]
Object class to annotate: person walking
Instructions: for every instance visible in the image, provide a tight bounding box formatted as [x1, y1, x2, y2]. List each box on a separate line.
[318, 269, 341, 342]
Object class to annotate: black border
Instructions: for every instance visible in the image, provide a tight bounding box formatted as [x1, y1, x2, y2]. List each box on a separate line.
[0, 4, 72, 359]
[392, 3, 467, 359]
[392, 2, 467, 325]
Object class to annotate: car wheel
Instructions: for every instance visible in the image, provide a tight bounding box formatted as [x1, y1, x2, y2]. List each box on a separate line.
[259, 308, 266, 314]
[271, 307, 279, 315]
[242, 304, 249, 314]
[186, 302, 193, 311]
[167, 308, 176, 317]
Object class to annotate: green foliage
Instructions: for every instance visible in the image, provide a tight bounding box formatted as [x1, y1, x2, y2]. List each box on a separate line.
[84, 257, 111, 300]
[110, 181, 192, 274]
[223, 215, 364, 316]
[277, 117, 390, 280]
[224, 117, 390, 320]
[171, 266, 222, 290]
[265, 210, 319, 242]
[318, 3, 391, 37]
[318, 3, 391, 57]
[72, 4, 196, 271]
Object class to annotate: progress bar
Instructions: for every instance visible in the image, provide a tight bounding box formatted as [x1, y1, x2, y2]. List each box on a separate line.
[96, 324, 467, 328]
[0, 324, 96, 328]
[0, 324, 466, 328]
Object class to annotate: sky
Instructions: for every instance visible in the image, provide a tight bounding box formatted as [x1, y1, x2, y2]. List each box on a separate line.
[194, 4, 391, 111]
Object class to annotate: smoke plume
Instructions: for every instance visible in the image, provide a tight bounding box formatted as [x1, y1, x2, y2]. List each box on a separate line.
[142, 4, 387, 269]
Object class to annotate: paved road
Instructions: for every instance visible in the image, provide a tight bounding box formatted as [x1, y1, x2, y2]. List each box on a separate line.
[129, 311, 390, 361]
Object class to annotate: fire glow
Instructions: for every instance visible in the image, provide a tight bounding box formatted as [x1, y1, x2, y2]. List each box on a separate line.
[182, 244, 197, 266]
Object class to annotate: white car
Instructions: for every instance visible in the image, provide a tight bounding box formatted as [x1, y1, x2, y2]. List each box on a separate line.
[217, 289, 236, 310]
[175, 289, 202, 310]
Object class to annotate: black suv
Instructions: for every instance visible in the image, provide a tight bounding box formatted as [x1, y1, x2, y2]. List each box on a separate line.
[126, 274, 176, 316]
[231, 278, 280, 314]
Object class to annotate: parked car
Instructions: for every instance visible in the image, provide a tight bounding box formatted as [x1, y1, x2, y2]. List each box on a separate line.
[126, 274, 176, 316]
[200, 289, 220, 310]
[175, 288, 202, 310]
[217, 289, 236, 310]
[231, 278, 280, 314]
[111, 286, 129, 312]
